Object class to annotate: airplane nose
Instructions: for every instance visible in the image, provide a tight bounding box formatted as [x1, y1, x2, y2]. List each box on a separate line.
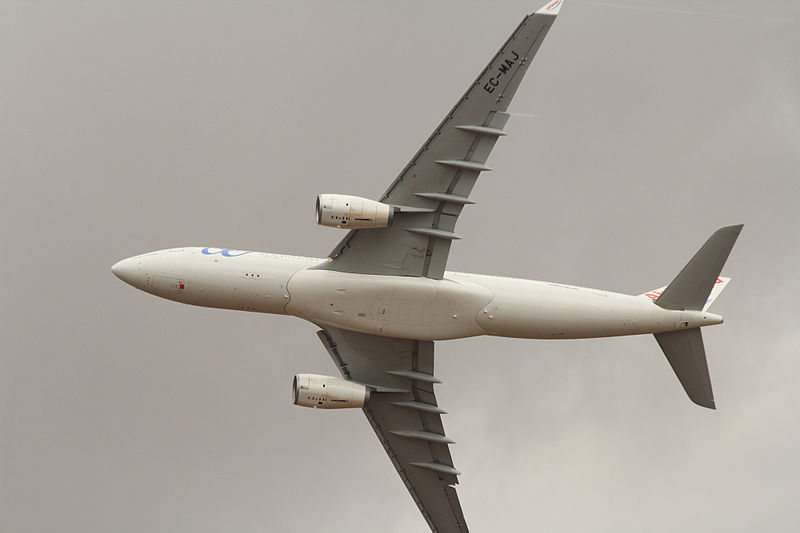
[111, 257, 142, 287]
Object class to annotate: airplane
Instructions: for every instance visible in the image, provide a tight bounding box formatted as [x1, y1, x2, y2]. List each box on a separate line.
[111, 2, 742, 531]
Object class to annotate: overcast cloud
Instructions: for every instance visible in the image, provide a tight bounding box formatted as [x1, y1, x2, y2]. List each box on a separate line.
[2, 1, 799, 532]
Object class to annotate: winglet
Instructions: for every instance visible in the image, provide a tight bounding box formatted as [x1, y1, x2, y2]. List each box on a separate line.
[536, 0, 564, 15]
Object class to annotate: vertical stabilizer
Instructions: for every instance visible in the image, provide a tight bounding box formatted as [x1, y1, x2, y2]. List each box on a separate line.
[655, 225, 743, 311]
[654, 328, 715, 409]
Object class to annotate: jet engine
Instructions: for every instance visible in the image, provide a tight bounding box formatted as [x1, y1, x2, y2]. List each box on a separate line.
[316, 194, 393, 229]
[292, 374, 369, 409]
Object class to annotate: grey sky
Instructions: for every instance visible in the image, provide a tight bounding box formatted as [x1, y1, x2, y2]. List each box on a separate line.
[2, 1, 799, 532]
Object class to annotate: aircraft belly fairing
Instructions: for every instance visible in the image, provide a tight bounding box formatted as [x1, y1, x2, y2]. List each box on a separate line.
[285, 268, 492, 340]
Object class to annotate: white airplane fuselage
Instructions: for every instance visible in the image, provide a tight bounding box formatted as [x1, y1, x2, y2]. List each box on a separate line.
[112, 247, 722, 341]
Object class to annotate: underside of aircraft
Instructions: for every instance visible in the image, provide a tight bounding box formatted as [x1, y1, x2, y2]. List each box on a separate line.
[112, 2, 742, 531]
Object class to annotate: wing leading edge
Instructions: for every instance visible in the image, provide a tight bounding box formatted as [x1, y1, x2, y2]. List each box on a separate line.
[317, 326, 467, 532]
[320, 3, 562, 279]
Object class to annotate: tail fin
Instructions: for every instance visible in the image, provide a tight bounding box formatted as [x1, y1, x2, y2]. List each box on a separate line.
[655, 224, 743, 311]
[639, 276, 730, 311]
[701, 276, 732, 311]
[653, 225, 743, 409]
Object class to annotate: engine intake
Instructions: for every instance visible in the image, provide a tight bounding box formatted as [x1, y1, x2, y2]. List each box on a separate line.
[316, 194, 393, 229]
[292, 374, 369, 409]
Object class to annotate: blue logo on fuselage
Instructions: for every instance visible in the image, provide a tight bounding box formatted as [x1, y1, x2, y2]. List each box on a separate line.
[201, 248, 251, 257]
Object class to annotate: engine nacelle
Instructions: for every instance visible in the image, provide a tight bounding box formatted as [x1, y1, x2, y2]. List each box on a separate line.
[292, 374, 369, 409]
[316, 194, 393, 229]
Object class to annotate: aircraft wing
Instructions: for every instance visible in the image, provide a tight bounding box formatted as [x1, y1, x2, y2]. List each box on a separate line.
[321, 1, 562, 280]
[317, 325, 467, 533]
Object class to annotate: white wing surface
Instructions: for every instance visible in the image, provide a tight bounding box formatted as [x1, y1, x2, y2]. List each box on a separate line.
[320, 3, 562, 280]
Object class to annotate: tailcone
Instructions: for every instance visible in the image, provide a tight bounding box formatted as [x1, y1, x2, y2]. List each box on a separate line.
[701, 312, 723, 327]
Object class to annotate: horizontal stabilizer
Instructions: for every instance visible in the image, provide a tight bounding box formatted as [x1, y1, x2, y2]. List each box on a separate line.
[655, 225, 743, 311]
[654, 328, 715, 409]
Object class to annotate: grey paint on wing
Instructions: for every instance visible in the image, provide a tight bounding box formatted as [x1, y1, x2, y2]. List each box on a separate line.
[318, 326, 467, 532]
[321, 10, 558, 280]
[655, 328, 715, 409]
